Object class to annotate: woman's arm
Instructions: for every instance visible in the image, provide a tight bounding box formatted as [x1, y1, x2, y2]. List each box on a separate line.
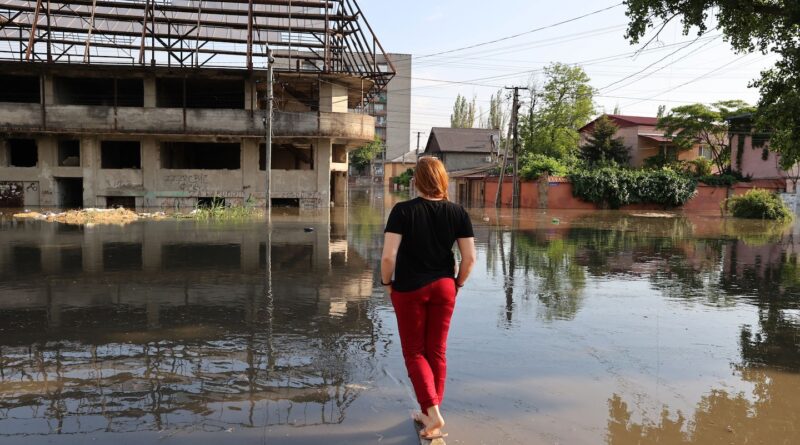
[455, 237, 476, 288]
[381, 232, 402, 293]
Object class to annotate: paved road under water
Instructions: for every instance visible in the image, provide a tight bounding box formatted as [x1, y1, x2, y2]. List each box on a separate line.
[0, 189, 798, 444]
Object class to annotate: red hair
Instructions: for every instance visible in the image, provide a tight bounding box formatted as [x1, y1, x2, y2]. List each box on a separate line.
[415, 157, 449, 200]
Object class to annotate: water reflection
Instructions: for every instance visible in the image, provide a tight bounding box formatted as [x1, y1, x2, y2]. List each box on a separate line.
[607, 367, 800, 444]
[0, 211, 387, 437]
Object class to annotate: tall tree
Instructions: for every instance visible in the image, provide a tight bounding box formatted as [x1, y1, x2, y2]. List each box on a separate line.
[484, 89, 508, 131]
[580, 115, 631, 166]
[450, 94, 476, 128]
[657, 100, 754, 173]
[520, 63, 595, 160]
[656, 104, 667, 118]
[623, 0, 800, 171]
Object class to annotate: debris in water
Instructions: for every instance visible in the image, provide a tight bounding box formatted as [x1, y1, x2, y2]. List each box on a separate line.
[304, 227, 315, 232]
[12, 208, 165, 226]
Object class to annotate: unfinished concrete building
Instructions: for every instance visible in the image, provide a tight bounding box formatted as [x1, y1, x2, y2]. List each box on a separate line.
[0, 0, 394, 208]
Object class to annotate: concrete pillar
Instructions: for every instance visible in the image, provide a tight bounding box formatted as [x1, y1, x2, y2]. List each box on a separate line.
[319, 82, 348, 113]
[81, 136, 99, 207]
[37, 136, 57, 206]
[141, 222, 161, 272]
[315, 138, 332, 208]
[244, 78, 256, 111]
[143, 75, 157, 108]
[333, 172, 347, 207]
[241, 138, 260, 203]
[0, 139, 7, 166]
[42, 73, 55, 105]
[141, 137, 159, 207]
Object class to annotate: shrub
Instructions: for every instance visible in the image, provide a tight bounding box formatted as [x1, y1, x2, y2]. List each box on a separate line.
[698, 171, 750, 187]
[392, 168, 414, 187]
[725, 189, 793, 221]
[688, 158, 713, 176]
[520, 154, 568, 180]
[569, 167, 697, 209]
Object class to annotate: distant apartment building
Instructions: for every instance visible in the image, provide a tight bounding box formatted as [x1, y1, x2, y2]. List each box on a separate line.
[366, 53, 411, 177]
[0, 1, 393, 209]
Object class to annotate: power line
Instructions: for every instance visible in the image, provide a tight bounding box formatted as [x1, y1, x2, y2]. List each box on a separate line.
[413, 2, 624, 60]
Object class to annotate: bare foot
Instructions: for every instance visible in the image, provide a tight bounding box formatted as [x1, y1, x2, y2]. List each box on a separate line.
[418, 406, 446, 439]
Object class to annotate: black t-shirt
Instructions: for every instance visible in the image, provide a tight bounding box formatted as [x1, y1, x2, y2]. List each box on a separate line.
[384, 197, 474, 292]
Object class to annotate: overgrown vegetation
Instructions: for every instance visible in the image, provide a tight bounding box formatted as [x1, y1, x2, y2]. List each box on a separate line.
[569, 167, 697, 209]
[191, 198, 263, 220]
[392, 168, 414, 187]
[520, 154, 568, 179]
[350, 135, 383, 171]
[725, 189, 793, 221]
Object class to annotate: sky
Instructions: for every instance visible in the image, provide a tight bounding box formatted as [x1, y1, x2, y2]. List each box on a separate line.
[357, 0, 778, 147]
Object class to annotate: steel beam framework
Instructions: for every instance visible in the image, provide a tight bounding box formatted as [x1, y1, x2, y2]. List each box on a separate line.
[0, 0, 395, 93]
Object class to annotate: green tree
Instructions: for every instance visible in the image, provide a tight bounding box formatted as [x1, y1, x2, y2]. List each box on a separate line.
[450, 93, 476, 128]
[349, 135, 383, 172]
[484, 89, 508, 131]
[623, 0, 800, 173]
[580, 115, 630, 166]
[656, 104, 667, 118]
[520, 62, 595, 161]
[656, 100, 754, 173]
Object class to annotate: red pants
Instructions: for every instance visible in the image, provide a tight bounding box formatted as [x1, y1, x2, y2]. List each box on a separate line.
[391, 278, 457, 411]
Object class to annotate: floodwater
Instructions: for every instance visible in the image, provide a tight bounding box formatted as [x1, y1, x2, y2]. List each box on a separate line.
[1, 189, 799, 445]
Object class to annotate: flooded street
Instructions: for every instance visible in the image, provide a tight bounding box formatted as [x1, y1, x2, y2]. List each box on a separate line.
[1, 189, 798, 444]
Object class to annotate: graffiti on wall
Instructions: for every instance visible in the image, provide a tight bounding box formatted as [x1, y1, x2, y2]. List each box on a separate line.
[163, 174, 208, 193]
[0, 182, 24, 207]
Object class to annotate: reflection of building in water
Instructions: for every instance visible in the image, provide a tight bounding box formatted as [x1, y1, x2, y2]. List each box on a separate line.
[0, 214, 383, 436]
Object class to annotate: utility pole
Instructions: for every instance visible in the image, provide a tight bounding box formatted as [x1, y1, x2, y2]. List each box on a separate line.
[415, 131, 424, 162]
[263, 49, 274, 213]
[505, 86, 526, 209]
[495, 114, 513, 208]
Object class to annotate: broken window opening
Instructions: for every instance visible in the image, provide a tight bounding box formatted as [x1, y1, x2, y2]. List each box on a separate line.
[56, 178, 83, 208]
[54, 76, 143, 107]
[197, 197, 226, 208]
[58, 139, 81, 166]
[333, 144, 347, 163]
[156, 77, 244, 109]
[8, 139, 38, 167]
[271, 198, 300, 207]
[101, 141, 141, 169]
[106, 196, 136, 209]
[0, 75, 40, 103]
[260, 143, 313, 170]
[161, 142, 241, 170]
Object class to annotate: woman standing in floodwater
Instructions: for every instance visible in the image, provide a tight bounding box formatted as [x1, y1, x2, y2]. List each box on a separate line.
[380, 156, 477, 440]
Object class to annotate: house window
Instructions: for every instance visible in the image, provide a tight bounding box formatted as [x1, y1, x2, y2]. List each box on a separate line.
[373, 103, 385, 113]
[698, 145, 713, 158]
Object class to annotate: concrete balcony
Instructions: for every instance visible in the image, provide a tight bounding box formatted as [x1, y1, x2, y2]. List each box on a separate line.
[0, 103, 375, 142]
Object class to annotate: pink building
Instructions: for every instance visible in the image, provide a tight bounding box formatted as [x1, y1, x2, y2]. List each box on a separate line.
[579, 114, 705, 167]
[728, 114, 790, 188]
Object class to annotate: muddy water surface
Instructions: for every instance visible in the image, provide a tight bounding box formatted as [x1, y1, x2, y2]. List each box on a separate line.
[0, 191, 799, 444]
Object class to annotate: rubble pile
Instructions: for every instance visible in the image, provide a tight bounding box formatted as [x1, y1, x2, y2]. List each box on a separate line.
[12, 208, 166, 226]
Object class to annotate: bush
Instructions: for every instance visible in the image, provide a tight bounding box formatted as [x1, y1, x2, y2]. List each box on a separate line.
[569, 167, 697, 209]
[392, 168, 414, 187]
[725, 189, 793, 221]
[698, 171, 750, 187]
[688, 158, 713, 176]
[520, 154, 568, 180]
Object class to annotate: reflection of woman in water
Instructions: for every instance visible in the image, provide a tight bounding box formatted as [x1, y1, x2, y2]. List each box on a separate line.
[381, 157, 477, 440]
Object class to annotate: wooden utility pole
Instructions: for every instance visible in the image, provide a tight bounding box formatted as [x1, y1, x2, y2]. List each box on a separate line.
[495, 116, 513, 208]
[264, 49, 274, 213]
[505, 86, 527, 209]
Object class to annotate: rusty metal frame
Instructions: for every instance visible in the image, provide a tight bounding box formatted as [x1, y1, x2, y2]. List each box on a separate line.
[0, 0, 395, 95]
